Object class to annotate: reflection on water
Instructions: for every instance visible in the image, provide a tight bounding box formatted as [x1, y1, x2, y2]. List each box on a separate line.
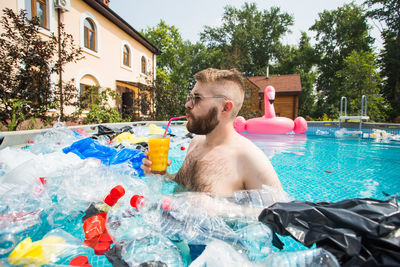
[241, 133, 307, 158]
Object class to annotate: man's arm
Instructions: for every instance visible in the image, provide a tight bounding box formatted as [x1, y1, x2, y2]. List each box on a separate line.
[240, 143, 283, 191]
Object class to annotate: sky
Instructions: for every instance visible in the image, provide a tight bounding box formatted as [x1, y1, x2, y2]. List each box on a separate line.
[110, 0, 383, 49]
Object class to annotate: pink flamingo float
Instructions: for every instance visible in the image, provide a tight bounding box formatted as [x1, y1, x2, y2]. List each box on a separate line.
[234, 86, 308, 134]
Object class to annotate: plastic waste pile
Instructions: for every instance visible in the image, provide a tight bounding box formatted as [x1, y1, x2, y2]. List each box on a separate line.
[365, 129, 400, 142]
[334, 128, 362, 138]
[0, 123, 341, 266]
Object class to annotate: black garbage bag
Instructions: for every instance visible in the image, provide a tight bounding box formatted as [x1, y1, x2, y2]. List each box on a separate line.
[258, 198, 400, 267]
[92, 125, 133, 140]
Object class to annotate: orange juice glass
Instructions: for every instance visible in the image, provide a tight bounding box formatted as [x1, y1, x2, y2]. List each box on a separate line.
[148, 135, 170, 175]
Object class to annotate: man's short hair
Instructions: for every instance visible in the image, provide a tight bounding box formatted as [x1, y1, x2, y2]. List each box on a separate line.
[194, 68, 245, 117]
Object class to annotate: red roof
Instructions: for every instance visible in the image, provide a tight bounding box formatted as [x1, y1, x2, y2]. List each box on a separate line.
[247, 74, 302, 94]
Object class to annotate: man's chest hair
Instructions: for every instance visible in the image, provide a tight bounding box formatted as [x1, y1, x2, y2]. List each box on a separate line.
[175, 148, 237, 192]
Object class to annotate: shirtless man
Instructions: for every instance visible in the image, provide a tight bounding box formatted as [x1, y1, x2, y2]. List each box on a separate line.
[141, 68, 282, 197]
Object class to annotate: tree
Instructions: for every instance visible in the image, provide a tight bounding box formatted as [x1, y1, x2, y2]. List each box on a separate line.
[275, 32, 319, 118]
[336, 50, 390, 121]
[0, 8, 82, 130]
[0, 8, 56, 130]
[310, 3, 374, 118]
[364, 0, 400, 120]
[53, 23, 83, 120]
[200, 3, 294, 76]
[141, 21, 189, 119]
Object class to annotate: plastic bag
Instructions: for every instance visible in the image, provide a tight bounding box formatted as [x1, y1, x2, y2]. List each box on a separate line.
[259, 197, 400, 266]
[62, 138, 146, 176]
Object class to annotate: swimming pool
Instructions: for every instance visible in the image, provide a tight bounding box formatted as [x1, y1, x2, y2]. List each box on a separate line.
[240, 133, 400, 202]
[0, 123, 399, 266]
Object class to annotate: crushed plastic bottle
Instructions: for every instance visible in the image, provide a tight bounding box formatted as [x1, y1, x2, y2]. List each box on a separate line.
[128, 192, 277, 261]
[119, 231, 184, 267]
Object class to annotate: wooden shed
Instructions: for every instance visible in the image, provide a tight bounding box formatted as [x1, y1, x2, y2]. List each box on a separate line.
[244, 74, 302, 119]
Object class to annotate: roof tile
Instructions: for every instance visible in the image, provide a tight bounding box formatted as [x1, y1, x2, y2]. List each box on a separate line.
[247, 74, 302, 93]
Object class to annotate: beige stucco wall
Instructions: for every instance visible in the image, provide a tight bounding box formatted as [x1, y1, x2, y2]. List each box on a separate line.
[63, 0, 155, 90]
[1, 0, 156, 115]
[0, 1, 17, 18]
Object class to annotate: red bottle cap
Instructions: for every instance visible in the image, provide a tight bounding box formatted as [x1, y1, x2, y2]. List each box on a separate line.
[99, 233, 113, 244]
[161, 197, 172, 211]
[97, 212, 107, 220]
[110, 185, 125, 199]
[180, 146, 185, 150]
[39, 177, 47, 185]
[94, 242, 110, 255]
[83, 215, 106, 240]
[104, 194, 118, 207]
[130, 195, 144, 209]
[69, 255, 89, 266]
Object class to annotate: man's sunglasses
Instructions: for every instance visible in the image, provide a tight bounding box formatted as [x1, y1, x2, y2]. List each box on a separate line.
[186, 94, 228, 106]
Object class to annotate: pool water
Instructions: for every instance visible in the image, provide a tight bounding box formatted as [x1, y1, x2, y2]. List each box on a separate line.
[241, 133, 400, 202]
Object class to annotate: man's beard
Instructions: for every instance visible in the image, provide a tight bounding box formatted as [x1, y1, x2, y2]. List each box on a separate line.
[186, 107, 220, 135]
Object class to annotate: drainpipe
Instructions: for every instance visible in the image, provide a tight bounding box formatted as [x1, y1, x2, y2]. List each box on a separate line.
[57, 8, 63, 120]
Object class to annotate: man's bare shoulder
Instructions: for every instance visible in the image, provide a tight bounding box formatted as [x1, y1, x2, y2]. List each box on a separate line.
[233, 134, 282, 190]
[233, 134, 266, 158]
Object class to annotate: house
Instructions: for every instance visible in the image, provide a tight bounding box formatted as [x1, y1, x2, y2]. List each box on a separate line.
[0, 0, 161, 120]
[245, 74, 302, 119]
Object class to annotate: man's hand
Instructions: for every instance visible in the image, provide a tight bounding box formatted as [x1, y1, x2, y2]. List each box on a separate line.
[140, 151, 172, 176]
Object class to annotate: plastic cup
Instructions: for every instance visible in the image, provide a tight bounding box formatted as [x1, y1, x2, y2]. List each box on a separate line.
[148, 135, 170, 175]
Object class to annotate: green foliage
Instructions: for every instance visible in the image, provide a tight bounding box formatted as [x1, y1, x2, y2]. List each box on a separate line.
[310, 3, 374, 119]
[0, 8, 82, 131]
[364, 0, 400, 120]
[141, 21, 189, 119]
[0, 8, 56, 130]
[316, 113, 333, 121]
[275, 32, 319, 118]
[336, 50, 389, 121]
[200, 3, 294, 76]
[79, 87, 125, 124]
[153, 69, 186, 120]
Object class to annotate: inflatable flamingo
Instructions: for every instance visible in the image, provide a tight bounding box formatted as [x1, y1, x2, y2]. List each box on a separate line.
[234, 86, 307, 134]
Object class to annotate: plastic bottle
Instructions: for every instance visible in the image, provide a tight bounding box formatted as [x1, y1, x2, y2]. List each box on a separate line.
[119, 231, 184, 267]
[262, 248, 340, 267]
[130, 193, 274, 260]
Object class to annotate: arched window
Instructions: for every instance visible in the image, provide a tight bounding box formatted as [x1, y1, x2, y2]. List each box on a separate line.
[123, 45, 130, 67]
[84, 18, 96, 51]
[141, 56, 146, 74]
[79, 74, 99, 109]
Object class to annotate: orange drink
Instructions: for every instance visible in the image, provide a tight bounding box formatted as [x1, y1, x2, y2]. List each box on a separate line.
[148, 135, 170, 175]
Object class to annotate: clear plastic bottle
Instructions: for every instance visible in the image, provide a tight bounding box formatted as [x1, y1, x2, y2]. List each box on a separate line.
[129, 193, 275, 261]
[120, 231, 184, 267]
[262, 248, 340, 267]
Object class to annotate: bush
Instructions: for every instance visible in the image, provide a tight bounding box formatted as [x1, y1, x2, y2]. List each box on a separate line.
[78, 87, 126, 124]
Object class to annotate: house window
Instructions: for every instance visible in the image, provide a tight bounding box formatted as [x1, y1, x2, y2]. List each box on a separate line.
[84, 18, 96, 51]
[123, 45, 130, 67]
[80, 84, 98, 108]
[141, 56, 146, 74]
[29, 0, 47, 28]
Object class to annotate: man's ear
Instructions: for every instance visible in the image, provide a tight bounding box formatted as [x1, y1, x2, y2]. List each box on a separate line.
[223, 101, 233, 113]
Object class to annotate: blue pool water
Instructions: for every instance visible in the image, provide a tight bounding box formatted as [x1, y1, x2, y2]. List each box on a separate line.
[241, 133, 400, 202]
